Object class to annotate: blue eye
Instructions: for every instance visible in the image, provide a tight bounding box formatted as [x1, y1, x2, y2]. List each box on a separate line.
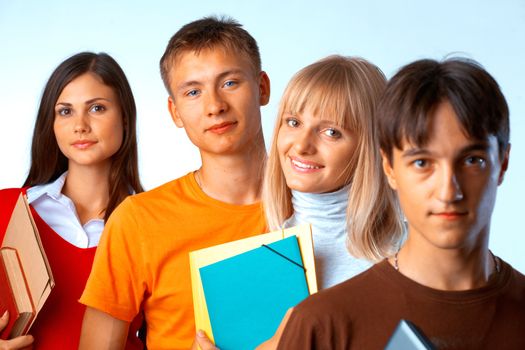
[413, 159, 428, 168]
[224, 80, 237, 88]
[186, 89, 200, 97]
[322, 128, 342, 139]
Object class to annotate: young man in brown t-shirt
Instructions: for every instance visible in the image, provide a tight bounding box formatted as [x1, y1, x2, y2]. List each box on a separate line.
[276, 58, 525, 349]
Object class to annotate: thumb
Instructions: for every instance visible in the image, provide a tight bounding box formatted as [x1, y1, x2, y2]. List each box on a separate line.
[0, 310, 9, 331]
[195, 330, 219, 350]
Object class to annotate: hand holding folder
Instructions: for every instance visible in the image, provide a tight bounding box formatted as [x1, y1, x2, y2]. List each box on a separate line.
[190, 224, 317, 350]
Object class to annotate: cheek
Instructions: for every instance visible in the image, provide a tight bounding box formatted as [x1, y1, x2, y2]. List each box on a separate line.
[331, 143, 357, 173]
[276, 129, 289, 157]
[53, 120, 67, 149]
[113, 121, 125, 150]
[103, 116, 125, 151]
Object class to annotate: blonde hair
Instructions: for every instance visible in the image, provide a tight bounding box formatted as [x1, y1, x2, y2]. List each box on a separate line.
[262, 55, 404, 261]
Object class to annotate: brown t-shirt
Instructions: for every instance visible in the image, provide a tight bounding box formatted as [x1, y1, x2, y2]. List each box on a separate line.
[277, 259, 525, 350]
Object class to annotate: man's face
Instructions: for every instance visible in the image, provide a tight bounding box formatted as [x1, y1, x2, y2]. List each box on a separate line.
[382, 101, 509, 251]
[167, 47, 270, 156]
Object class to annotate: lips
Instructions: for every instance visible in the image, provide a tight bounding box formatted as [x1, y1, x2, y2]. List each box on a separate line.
[206, 121, 237, 134]
[72, 140, 97, 149]
[289, 156, 323, 173]
[432, 211, 468, 220]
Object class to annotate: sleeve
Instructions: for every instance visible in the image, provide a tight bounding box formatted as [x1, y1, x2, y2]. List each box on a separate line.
[79, 197, 146, 322]
[276, 305, 329, 350]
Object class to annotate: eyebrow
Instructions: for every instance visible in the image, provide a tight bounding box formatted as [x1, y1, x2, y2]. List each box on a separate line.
[176, 69, 246, 94]
[401, 148, 430, 159]
[401, 141, 491, 158]
[458, 142, 491, 154]
[55, 97, 112, 107]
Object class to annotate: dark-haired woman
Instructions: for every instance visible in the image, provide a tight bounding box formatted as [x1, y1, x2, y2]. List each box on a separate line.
[0, 52, 144, 349]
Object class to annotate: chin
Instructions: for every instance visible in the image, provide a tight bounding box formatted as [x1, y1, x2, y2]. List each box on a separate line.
[429, 234, 473, 250]
[288, 183, 319, 193]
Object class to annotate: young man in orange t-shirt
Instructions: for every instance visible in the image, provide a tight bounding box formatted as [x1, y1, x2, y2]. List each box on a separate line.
[78, 16, 270, 349]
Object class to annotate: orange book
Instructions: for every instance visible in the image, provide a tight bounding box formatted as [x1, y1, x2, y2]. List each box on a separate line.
[0, 247, 35, 339]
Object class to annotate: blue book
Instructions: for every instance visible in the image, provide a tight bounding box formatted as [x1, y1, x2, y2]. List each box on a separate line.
[385, 319, 435, 350]
[199, 235, 309, 350]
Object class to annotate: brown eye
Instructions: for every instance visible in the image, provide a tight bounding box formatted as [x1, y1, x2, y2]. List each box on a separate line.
[57, 108, 71, 116]
[285, 118, 300, 128]
[90, 104, 106, 113]
[464, 156, 486, 168]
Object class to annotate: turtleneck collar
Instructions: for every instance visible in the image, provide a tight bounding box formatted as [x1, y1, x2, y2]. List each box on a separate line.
[285, 185, 349, 236]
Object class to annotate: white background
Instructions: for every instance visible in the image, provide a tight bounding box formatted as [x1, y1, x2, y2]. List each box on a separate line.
[1, 0, 524, 271]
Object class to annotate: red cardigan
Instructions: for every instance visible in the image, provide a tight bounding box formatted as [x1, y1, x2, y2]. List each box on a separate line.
[0, 188, 143, 349]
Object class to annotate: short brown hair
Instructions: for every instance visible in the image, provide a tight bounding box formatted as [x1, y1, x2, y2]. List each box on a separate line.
[159, 16, 262, 95]
[378, 58, 510, 163]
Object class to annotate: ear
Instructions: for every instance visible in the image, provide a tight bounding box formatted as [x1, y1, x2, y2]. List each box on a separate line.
[497, 143, 510, 185]
[258, 71, 271, 106]
[168, 96, 184, 128]
[381, 150, 398, 190]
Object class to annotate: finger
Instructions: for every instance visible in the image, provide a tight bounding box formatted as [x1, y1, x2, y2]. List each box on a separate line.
[4, 334, 34, 349]
[0, 310, 8, 330]
[195, 330, 219, 350]
[190, 338, 199, 350]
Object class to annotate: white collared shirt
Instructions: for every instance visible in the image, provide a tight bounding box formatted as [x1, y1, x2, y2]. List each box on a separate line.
[26, 172, 103, 248]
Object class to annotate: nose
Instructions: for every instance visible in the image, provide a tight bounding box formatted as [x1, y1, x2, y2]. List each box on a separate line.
[205, 89, 228, 117]
[437, 165, 463, 203]
[293, 128, 316, 155]
[74, 113, 91, 134]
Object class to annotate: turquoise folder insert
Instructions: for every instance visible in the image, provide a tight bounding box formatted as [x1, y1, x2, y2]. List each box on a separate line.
[199, 235, 309, 350]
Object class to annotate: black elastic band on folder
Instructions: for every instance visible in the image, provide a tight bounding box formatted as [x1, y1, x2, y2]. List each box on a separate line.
[261, 244, 305, 271]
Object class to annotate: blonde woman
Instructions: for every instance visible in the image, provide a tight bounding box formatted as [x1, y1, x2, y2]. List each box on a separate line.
[263, 55, 403, 289]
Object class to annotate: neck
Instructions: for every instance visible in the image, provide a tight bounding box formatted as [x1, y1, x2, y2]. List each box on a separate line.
[62, 161, 111, 224]
[196, 135, 266, 205]
[391, 233, 496, 291]
[198, 140, 266, 205]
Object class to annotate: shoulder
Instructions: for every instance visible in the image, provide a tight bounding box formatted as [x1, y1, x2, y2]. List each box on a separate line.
[0, 188, 24, 236]
[101, 173, 197, 236]
[0, 187, 23, 199]
[499, 259, 525, 297]
[126, 173, 195, 206]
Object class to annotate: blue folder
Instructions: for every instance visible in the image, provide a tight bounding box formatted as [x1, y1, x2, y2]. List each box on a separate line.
[199, 235, 309, 350]
[385, 319, 435, 350]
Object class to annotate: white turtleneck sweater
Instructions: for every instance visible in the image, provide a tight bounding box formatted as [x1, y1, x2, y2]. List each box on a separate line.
[283, 186, 372, 289]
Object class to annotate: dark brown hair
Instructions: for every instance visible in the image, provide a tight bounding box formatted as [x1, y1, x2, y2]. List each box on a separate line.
[377, 57, 510, 163]
[159, 15, 262, 95]
[23, 52, 143, 221]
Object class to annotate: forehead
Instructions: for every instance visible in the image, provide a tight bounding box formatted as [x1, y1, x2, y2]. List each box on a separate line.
[58, 73, 114, 100]
[170, 47, 255, 77]
[398, 101, 498, 154]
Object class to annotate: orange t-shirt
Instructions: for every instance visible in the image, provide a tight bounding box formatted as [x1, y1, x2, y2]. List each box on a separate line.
[80, 172, 266, 349]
